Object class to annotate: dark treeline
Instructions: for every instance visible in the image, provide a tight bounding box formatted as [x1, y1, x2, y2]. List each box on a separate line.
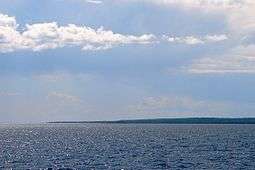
[49, 118, 255, 124]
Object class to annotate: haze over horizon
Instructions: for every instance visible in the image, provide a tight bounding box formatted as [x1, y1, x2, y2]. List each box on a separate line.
[1, 0, 255, 123]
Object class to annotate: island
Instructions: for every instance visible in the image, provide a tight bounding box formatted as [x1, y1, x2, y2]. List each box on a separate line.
[48, 117, 255, 124]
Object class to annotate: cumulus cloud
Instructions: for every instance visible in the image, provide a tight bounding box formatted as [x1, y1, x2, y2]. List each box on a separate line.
[163, 34, 227, 45]
[186, 45, 255, 74]
[0, 13, 156, 53]
[0, 13, 230, 53]
[0, 13, 17, 28]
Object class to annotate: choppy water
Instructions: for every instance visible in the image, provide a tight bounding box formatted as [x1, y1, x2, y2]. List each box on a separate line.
[0, 124, 255, 169]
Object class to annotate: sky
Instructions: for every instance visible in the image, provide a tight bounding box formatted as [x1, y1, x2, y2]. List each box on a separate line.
[0, 0, 255, 123]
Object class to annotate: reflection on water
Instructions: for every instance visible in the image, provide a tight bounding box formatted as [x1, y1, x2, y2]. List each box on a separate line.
[0, 124, 255, 169]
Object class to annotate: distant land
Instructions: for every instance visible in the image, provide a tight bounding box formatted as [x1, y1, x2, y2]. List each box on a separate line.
[48, 118, 255, 124]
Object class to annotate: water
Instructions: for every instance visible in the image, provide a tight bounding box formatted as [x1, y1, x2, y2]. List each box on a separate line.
[0, 124, 255, 169]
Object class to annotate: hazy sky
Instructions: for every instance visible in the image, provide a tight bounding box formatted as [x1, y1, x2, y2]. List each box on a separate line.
[1, 0, 255, 122]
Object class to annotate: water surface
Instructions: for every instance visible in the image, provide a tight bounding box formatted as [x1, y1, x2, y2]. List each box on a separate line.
[0, 124, 255, 169]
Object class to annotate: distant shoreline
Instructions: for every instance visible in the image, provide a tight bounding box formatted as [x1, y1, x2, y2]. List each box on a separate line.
[48, 118, 255, 124]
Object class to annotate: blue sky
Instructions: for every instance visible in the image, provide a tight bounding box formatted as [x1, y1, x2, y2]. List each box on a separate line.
[0, 0, 255, 122]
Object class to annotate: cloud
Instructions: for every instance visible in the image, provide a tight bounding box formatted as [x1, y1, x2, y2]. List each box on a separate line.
[163, 34, 227, 45]
[86, 0, 103, 4]
[164, 36, 204, 45]
[0, 13, 156, 53]
[143, 0, 254, 75]
[0, 13, 17, 28]
[204, 34, 228, 42]
[126, 0, 255, 35]
[186, 45, 255, 74]
[0, 13, 230, 53]
[122, 0, 254, 75]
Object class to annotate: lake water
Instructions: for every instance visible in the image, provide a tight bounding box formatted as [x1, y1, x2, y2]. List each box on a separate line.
[0, 124, 255, 169]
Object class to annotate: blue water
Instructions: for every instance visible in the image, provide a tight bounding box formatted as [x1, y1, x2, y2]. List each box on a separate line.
[0, 124, 255, 169]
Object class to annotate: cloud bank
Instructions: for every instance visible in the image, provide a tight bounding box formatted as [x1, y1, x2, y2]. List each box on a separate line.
[0, 13, 156, 53]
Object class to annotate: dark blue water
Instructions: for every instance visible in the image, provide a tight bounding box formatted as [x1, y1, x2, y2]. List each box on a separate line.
[0, 124, 255, 169]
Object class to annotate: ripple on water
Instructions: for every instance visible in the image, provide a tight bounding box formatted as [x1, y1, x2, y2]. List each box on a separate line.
[0, 124, 255, 169]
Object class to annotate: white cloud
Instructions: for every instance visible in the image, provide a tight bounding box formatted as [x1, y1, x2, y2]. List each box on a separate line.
[86, 0, 103, 4]
[0, 13, 156, 53]
[186, 45, 255, 74]
[165, 36, 204, 45]
[163, 34, 227, 45]
[0, 13, 17, 28]
[205, 34, 228, 42]
[0, 13, 230, 52]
